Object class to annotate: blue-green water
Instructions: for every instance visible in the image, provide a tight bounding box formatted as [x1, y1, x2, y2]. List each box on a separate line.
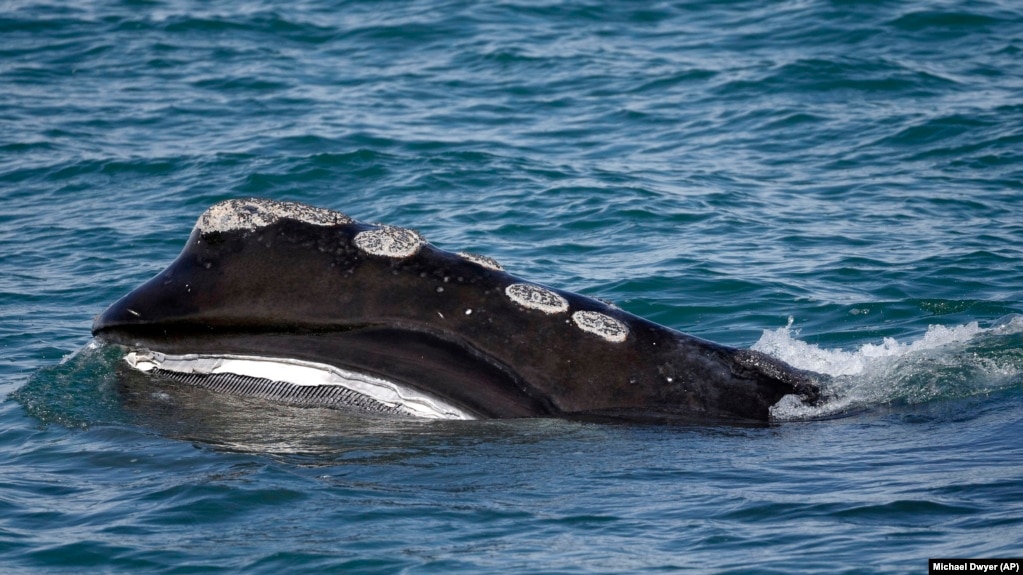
[3, 0, 1022, 572]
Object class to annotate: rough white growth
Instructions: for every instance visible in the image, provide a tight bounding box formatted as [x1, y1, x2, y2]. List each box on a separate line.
[123, 350, 474, 420]
[572, 310, 629, 343]
[505, 283, 568, 314]
[457, 252, 504, 271]
[197, 198, 352, 234]
[353, 226, 425, 258]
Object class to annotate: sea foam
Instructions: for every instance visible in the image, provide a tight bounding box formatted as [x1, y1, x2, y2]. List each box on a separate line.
[758, 315, 1023, 420]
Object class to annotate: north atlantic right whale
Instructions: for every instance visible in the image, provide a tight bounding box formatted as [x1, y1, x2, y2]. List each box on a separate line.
[92, 198, 823, 423]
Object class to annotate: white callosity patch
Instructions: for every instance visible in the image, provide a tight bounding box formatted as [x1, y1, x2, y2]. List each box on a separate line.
[353, 225, 425, 258]
[572, 310, 629, 343]
[504, 283, 569, 314]
[197, 198, 352, 234]
[457, 252, 504, 271]
[123, 350, 475, 420]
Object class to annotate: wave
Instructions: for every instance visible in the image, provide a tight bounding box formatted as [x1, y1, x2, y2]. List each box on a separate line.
[757, 315, 1023, 420]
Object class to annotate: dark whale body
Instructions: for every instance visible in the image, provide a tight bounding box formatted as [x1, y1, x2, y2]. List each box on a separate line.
[93, 199, 821, 423]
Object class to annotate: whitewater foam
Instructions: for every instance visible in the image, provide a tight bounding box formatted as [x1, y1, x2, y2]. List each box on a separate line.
[758, 315, 1023, 420]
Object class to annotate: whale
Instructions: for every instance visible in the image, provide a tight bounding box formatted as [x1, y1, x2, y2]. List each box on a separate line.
[92, 198, 822, 423]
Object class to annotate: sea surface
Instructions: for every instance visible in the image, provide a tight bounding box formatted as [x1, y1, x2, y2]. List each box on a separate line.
[2, 0, 1022, 573]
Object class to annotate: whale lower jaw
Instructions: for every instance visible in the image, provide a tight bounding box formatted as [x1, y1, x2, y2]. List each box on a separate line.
[122, 349, 476, 421]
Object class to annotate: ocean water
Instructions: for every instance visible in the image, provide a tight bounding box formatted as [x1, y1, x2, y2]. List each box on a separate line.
[2, 0, 1022, 572]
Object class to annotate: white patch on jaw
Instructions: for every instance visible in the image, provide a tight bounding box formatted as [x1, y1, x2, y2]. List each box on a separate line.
[572, 310, 629, 343]
[505, 283, 569, 314]
[197, 198, 353, 234]
[457, 252, 503, 271]
[353, 226, 425, 258]
[123, 350, 474, 420]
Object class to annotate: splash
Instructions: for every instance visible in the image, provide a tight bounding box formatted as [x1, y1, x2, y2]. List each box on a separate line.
[10, 340, 127, 429]
[757, 315, 1023, 420]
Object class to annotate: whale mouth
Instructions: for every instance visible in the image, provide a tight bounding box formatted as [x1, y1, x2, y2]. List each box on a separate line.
[122, 349, 476, 420]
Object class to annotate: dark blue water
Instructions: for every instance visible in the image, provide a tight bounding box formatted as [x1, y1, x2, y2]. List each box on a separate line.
[3, 1, 1022, 572]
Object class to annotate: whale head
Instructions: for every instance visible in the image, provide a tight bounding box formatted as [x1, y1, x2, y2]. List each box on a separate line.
[93, 198, 822, 423]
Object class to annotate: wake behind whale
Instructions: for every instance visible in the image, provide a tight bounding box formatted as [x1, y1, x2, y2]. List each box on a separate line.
[758, 315, 1023, 420]
[91, 198, 823, 424]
